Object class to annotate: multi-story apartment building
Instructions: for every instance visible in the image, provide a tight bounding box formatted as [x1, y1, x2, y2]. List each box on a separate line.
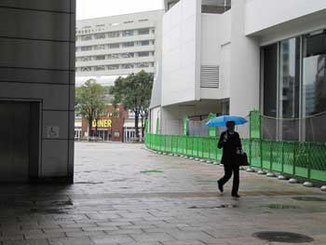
[150, 0, 326, 143]
[76, 10, 164, 81]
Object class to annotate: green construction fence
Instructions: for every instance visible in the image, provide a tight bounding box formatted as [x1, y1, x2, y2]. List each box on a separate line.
[145, 113, 326, 183]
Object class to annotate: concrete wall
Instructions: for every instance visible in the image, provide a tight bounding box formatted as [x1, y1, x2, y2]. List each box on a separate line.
[229, 0, 260, 116]
[245, 0, 326, 36]
[161, 0, 201, 106]
[161, 100, 224, 135]
[0, 0, 75, 182]
[200, 11, 231, 100]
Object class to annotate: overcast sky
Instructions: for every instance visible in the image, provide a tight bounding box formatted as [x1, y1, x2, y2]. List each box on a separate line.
[77, 0, 164, 20]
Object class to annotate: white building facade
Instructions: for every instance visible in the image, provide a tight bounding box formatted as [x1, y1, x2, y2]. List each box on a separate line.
[76, 10, 164, 82]
[150, 0, 326, 142]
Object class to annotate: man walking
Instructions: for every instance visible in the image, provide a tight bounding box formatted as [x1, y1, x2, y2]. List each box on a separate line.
[217, 121, 242, 198]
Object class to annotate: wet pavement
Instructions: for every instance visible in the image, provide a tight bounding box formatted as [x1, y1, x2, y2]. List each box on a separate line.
[0, 142, 326, 245]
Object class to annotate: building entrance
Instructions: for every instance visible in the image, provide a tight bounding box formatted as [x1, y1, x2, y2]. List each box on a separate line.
[0, 101, 40, 182]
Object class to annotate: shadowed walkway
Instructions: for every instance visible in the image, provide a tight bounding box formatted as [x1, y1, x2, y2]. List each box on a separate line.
[0, 142, 325, 244]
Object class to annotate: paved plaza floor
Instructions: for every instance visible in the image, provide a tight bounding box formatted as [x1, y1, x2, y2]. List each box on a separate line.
[0, 142, 326, 245]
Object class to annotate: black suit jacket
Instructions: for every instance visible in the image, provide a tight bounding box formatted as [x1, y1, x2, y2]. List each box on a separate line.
[218, 130, 242, 165]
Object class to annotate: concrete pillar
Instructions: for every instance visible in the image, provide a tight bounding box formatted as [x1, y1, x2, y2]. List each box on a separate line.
[0, 0, 76, 183]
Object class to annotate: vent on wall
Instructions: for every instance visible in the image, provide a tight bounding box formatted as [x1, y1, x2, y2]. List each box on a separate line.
[200, 65, 219, 88]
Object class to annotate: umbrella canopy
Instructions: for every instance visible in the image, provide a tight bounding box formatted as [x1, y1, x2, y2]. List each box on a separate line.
[206, 115, 248, 127]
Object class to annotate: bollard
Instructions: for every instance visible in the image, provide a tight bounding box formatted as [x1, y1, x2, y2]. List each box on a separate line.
[278, 175, 287, 180]
[246, 167, 255, 172]
[303, 181, 313, 187]
[289, 178, 298, 184]
[257, 170, 267, 175]
[266, 172, 276, 177]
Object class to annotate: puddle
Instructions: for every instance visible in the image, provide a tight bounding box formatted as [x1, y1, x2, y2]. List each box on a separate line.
[253, 231, 314, 243]
[51, 200, 73, 206]
[29, 208, 71, 214]
[188, 204, 238, 209]
[292, 196, 326, 202]
[260, 204, 298, 209]
[140, 169, 164, 174]
[74, 181, 104, 185]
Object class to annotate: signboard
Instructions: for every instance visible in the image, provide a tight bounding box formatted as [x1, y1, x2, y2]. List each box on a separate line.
[92, 119, 112, 128]
[47, 126, 60, 138]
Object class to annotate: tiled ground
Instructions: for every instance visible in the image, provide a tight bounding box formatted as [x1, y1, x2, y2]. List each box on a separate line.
[0, 142, 325, 245]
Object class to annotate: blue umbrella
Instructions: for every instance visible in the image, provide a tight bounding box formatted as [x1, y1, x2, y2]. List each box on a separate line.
[206, 115, 248, 127]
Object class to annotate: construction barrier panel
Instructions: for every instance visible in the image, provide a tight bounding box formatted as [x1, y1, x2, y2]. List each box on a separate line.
[145, 134, 326, 183]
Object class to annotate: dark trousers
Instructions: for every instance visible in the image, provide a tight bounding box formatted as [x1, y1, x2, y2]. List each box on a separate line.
[218, 163, 239, 195]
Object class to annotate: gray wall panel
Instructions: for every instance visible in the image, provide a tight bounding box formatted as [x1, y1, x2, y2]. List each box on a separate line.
[41, 140, 68, 177]
[0, 38, 70, 69]
[0, 68, 70, 84]
[0, 0, 72, 12]
[0, 8, 70, 41]
[0, 83, 69, 110]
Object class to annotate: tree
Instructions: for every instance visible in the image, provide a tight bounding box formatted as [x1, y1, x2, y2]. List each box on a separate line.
[75, 79, 106, 138]
[109, 70, 153, 141]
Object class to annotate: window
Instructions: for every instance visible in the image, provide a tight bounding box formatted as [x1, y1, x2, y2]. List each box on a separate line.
[81, 35, 92, 41]
[122, 30, 134, 37]
[201, 0, 231, 14]
[120, 53, 134, 58]
[94, 45, 106, 50]
[303, 32, 326, 116]
[108, 65, 119, 70]
[303, 31, 326, 142]
[81, 46, 92, 51]
[138, 28, 150, 35]
[139, 40, 149, 46]
[138, 52, 150, 57]
[109, 43, 120, 49]
[122, 42, 134, 48]
[81, 56, 92, 62]
[81, 67, 92, 72]
[279, 38, 300, 140]
[261, 29, 326, 142]
[262, 44, 277, 139]
[108, 32, 120, 38]
[121, 64, 134, 69]
[136, 62, 150, 68]
[95, 66, 105, 71]
[94, 33, 106, 39]
[95, 55, 105, 60]
[108, 54, 119, 59]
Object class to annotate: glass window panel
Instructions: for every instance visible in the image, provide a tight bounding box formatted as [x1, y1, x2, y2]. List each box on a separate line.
[303, 31, 326, 142]
[262, 44, 277, 140]
[303, 32, 326, 116]
[279, 37, 300, 140]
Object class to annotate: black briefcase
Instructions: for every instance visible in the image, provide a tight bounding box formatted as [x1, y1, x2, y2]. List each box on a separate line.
[237, 152, 249, 166]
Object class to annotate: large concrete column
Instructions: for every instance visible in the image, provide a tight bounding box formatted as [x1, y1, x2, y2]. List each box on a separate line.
[0, 0, 75, 182]
[229, 0, 260, 116]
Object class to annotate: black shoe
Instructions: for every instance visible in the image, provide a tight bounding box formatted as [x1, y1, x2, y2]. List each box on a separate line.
[232, 194, 240, 198]
[217, 180, 223, 193]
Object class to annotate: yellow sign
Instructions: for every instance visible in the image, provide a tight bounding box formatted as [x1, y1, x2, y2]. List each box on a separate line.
[92, 119, 112, 128]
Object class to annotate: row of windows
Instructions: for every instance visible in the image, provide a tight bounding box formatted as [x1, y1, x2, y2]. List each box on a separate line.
[77, 28, 154, 41]
[76, 62, 155, 72]
[76, 51, 155, 62]
[76, 19, 150, 34]
[76, 40, 154, 52]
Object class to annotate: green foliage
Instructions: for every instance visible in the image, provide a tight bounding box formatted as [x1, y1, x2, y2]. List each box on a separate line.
[75, 79, 107, 135]
[109, 70, 153, 112]
[109, 70, 154, 138]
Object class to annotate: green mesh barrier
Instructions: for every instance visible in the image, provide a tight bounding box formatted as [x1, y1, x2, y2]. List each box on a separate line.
[145, 133, 326, 183]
